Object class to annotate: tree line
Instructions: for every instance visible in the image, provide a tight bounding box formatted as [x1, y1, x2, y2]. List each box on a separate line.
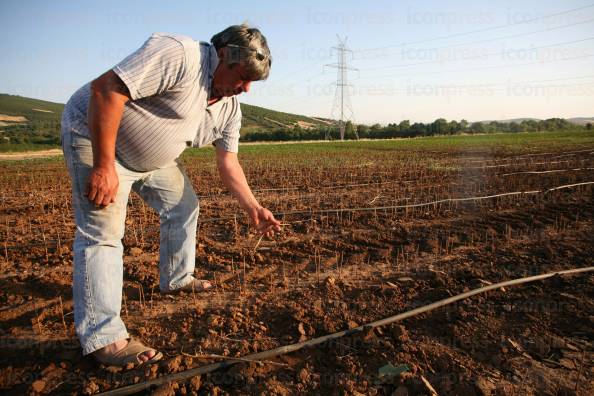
[242, 118, 592, 142]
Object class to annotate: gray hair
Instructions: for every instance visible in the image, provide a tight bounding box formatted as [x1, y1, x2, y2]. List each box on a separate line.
[211, 24, 271, 81]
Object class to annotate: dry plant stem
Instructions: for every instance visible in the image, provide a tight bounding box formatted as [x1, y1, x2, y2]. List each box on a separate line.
[150, 285, 155, 311]
[243, 258, 246, 290]
[34, 301, 43, 335]
[213, 272, 222, 301]
[191, 281, 197, 307]
[574, 349, 586, 391]
[122, 293, 129, 319]
[58, 296, 68, 333]
[253, 234, 264, 253]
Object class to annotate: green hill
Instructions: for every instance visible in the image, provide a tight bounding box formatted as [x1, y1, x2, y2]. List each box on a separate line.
[0, 93, 334, 151]
[240, 103, 333, 134]
[0, 94, 64, 150]
[0, 94, 64, 122]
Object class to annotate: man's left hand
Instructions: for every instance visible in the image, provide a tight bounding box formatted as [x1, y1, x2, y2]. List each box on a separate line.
[248, 206, 281, 238]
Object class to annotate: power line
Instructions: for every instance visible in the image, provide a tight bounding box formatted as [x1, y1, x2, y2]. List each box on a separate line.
[361, 36, 594, 72]
[346, 80, 594, 98]
[358, 52, 594, 81]
[355, 17, 594, 60]
[353, 3, 594, 54]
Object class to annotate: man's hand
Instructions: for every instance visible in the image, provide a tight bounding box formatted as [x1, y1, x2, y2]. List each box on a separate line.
[215, 148, 282, 238]
[85, 165, 119, 207]
[86, 70, 130, 208]
[247, 205, 281, 238]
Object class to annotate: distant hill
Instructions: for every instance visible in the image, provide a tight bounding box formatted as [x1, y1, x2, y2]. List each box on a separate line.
[480, 117, 594, 125]
[0, 94, 333, 146]
[239, 103, 333, 134]
[0, 94, 63, 123]
[567, 117, 594, 126]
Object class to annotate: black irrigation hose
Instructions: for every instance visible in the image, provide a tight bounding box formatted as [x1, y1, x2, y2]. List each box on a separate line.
[99, 266, 594, 396]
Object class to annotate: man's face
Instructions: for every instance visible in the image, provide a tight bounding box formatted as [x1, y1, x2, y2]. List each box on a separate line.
[211, 62, 252, 99]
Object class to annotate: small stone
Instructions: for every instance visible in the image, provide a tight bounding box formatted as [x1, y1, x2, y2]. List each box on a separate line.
[297, 322, 306, 335]
[104, 365, 122, 374]
[347, 320, 359, 329]
[83, 381, 99, 395]
[129, 247, 143, 256]
[397, 277, 414, 283]
[41, 363, 57, 375]
[391, 324, 409, 342]
[475, 377, 496, 396]
[360, 325, 375, 342]
[165, 356, 182, 373]
[297, 368, 309, 383]
[152, 382, 175, 396]
[558, 358, 576, 370]
[189, 375, 201, 391]
[31, 380, 46, 393]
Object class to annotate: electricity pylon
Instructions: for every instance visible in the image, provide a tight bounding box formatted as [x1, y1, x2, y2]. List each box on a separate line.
[326, 35, 358, 140]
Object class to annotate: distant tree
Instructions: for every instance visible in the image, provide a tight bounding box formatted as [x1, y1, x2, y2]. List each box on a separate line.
[356, 124, 369, 138]
[344, 121, 357, 139]
[487, 121, 501, 133]
[459, 119, 469, 132]
[447, 120, 460, 135]
[509, 122, 523, 133]
[469, 122, 485, 134]
[410, 122, 427, 136]
[587, 123, 593, 130]
[520, 120, 538, 132]
[430, 118, 448, 136]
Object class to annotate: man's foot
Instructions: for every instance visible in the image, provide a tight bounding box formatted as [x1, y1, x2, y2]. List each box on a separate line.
[161, 278, 213, 294]
[93, 338, 162, 367]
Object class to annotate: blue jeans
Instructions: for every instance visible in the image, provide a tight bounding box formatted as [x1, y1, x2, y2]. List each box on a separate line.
[62, 131, 199, 355]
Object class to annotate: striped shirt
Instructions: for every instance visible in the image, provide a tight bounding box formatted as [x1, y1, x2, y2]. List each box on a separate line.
[61, 32, 242, 172]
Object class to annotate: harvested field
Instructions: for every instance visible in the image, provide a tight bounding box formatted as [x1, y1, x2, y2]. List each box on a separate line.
[0, 131, 593, 395]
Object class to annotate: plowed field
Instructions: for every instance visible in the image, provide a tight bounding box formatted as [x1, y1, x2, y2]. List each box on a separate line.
[1, 132, 593, 395]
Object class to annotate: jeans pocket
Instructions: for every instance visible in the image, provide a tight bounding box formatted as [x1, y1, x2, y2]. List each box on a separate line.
[69, 134, 94, 166]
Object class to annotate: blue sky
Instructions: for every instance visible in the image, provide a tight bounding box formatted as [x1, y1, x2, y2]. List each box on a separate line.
[1, 0, 593, 123]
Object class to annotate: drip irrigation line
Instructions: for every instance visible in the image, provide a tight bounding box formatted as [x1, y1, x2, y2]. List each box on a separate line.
[3, 182, 592, 249]
[98, 265, 594, 396]
[546, 181, 594, 192]
[197, 181, 594, 224]
[501, 167, 594, 176]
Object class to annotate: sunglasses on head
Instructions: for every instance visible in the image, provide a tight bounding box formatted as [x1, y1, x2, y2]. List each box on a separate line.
[226, 44, 267, 62]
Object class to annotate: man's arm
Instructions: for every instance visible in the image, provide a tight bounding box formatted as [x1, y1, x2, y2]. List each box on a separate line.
[215, 147, 281, 237]
[86, 70, 130, 206]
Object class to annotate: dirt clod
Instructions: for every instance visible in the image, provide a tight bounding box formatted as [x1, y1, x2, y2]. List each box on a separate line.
[31, 379, 46, 393]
